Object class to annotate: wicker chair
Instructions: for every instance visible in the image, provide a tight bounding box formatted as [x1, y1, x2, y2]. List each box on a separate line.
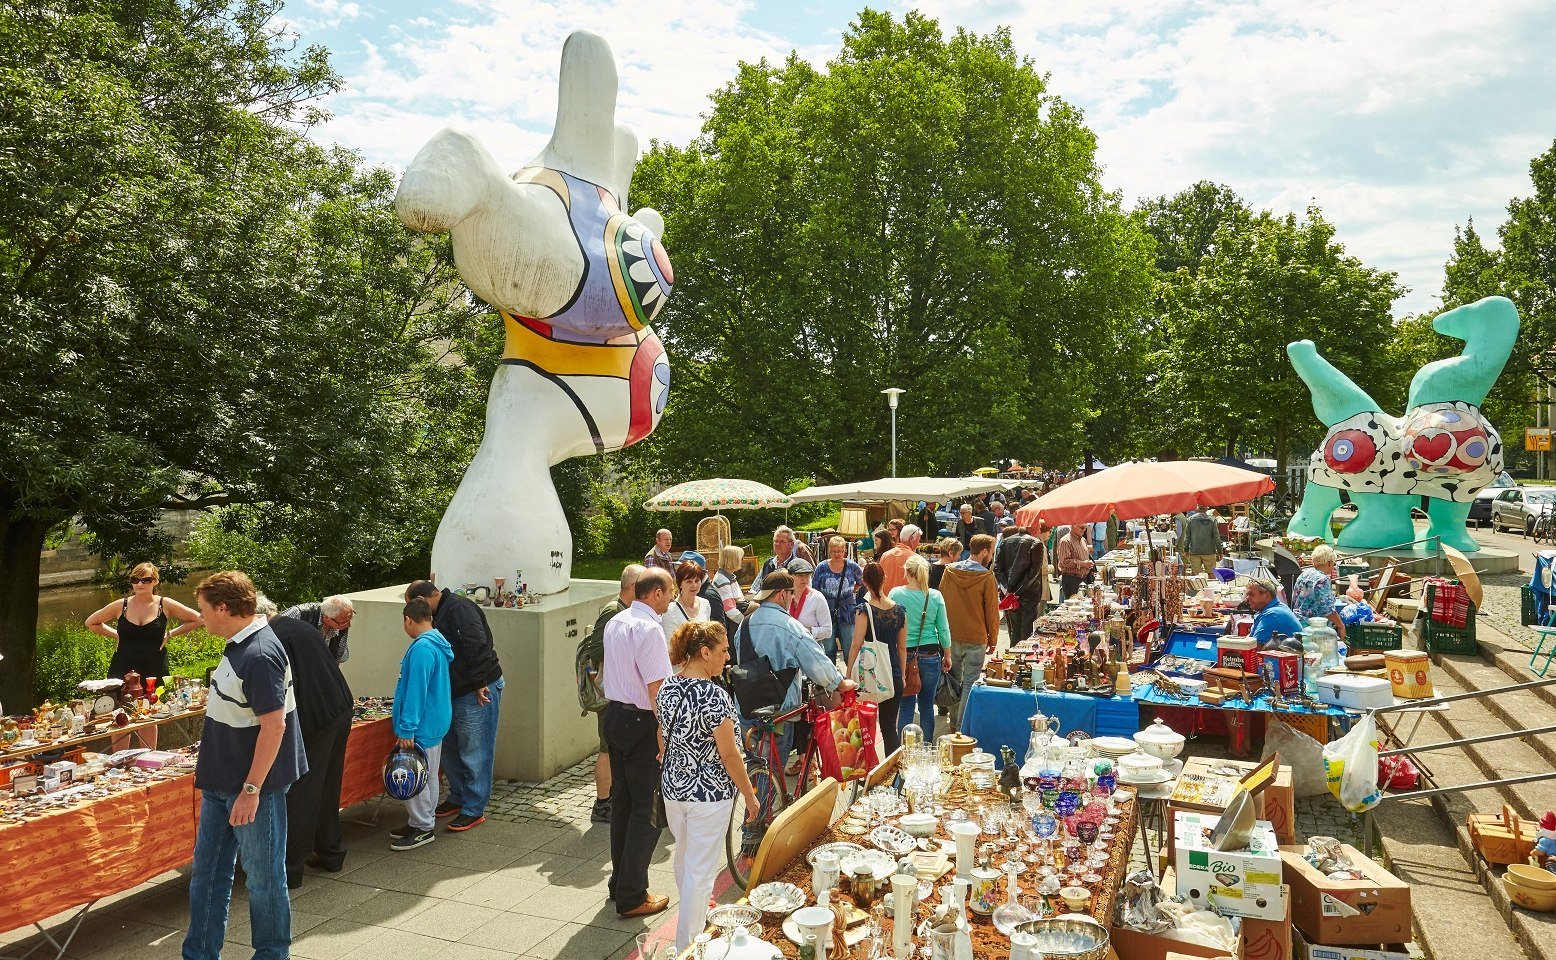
[696, 515, 732, 556]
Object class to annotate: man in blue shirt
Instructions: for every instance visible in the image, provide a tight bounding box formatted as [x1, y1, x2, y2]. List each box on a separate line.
[1247, 573, 1303, 648]
[739, 569, 855, 766]
[183, 571, 306, 960]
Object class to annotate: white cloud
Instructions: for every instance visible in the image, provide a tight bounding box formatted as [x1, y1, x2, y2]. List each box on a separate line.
[315, 0, 834, 174]
[903, 0, 1556, 313]
[297, 0, 362, 28]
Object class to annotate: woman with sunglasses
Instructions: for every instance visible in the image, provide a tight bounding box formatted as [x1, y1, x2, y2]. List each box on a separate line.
[85, 562, 204, 704]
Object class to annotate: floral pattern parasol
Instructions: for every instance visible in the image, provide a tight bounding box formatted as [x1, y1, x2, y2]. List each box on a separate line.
[644, 478, 793, 512]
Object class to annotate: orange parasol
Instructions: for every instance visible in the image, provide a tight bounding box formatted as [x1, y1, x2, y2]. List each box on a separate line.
[1012, 460, 1275, 528]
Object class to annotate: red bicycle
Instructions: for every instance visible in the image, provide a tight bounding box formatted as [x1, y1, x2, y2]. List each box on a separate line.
[724, 686, 828, 889]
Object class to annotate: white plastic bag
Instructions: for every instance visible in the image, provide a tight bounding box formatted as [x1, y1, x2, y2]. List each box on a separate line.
[1262, 719, 1328, 797]
[1322, 712, 1383, 812]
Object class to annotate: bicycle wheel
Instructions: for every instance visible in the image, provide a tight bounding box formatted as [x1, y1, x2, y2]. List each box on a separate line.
[726, 756, 784, 890]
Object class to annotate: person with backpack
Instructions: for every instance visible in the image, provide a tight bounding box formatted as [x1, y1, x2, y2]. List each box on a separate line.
[580, 564, 645, 824]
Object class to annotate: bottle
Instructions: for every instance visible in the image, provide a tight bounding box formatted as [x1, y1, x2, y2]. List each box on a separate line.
[999, 745, 1022, 801]
[992, 861, 1034, 935]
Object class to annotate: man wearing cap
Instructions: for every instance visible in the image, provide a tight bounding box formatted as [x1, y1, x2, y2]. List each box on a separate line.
[738, 570, 856, 766]
[1246, 573, 1303, 649]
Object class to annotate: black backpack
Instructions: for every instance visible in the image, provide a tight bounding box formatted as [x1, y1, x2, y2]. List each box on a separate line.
[726, 618, 799, 716]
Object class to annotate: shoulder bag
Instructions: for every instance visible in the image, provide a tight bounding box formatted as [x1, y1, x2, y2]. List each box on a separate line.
[853, 603, 896, 703]
[901, 593, 930, 697]
[727, 618, 800, 716]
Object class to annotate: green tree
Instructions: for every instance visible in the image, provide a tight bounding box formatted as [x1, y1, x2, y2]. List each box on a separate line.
[632, 9, 1153, 484]
[1134, 181, 1252, 278]
[1440, 141, 1556, 475]
[1151, 207, 1404, 483]
[0, 0, 481, 707]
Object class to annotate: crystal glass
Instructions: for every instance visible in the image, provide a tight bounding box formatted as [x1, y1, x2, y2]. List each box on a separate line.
[1031, 811, 1057, 841]
[1082, 871, 1104, 888]
[1054, 790, 1080, 821]
[1075, 820, 1099, 844]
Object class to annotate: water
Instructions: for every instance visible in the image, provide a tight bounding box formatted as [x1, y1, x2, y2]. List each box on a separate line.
[36, 579, 203, 631]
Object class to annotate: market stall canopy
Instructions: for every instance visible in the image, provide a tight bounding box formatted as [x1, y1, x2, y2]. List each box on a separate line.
[644, 478, 793, 512]
[1013, 461, 1275, 527]
[787, 476, 1020, 505]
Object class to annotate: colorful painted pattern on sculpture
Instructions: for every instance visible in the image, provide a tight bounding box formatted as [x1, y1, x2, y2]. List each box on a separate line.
[1308, 402, 1501, 503]
[499, 166, 673, 451]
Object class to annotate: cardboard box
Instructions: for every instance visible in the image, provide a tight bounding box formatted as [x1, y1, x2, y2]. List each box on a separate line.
[1167, 757, 1297, 855]
[1174, 811, 1287, 920]
[1280, 844, 1411, 946]
[1242, 883, 1293, 960]
[1259, 650, 1301, 695]
[1110, 924, 1231, 960]
[1294, 928, 1410, 960]
[10, 772, 38, 795]
[42, 760, 76, 783]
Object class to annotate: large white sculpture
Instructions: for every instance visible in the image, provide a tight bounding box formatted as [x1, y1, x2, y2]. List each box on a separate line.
[395, 31, 672, 593]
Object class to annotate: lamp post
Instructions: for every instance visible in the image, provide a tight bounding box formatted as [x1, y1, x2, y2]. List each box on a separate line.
[882, 387, 906, 477]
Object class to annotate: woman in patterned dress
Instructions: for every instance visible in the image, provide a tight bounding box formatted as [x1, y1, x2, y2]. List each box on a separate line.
[657, 621, 759, 951]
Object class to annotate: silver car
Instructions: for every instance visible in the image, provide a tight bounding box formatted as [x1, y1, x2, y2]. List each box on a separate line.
[1490, 487, 1556, 535]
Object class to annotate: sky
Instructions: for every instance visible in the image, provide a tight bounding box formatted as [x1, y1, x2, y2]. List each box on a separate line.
[290, 0, 1556, 316]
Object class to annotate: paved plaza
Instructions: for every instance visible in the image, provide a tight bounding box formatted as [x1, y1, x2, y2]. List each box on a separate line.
[4, 740, 1378, 960]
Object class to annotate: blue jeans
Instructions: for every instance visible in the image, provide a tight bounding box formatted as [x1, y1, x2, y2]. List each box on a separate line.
[184, 789, 290, 960]
[898, 651, 944, 740]
[829, 616, 854, 665]
[444, 677, 504, 816]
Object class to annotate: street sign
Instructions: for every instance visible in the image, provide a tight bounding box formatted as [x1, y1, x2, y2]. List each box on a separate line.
[1528, 428, 1553, 452]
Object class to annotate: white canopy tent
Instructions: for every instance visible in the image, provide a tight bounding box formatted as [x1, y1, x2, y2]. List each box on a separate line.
[786, 476, 1022, 505]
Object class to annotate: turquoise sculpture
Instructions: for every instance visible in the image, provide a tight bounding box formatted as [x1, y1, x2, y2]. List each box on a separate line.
[1287, 296, 1520, 552]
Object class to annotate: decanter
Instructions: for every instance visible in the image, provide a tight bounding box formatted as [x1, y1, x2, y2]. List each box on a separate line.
[992, 861, 1035, 935]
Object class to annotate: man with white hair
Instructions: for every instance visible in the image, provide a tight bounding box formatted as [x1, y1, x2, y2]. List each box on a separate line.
[879, 523, 922, 594]
[280, 595, 355, 664]
[752, 524, 815, 591]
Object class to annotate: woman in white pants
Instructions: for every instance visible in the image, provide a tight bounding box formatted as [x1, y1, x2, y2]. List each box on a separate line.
[658, 621, 759, 951]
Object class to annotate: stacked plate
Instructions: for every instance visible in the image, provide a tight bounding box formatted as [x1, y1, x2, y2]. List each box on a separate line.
[1090, 737, 1137, 760]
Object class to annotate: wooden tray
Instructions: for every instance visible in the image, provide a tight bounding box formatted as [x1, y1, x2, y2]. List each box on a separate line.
[1467, 804, 1537, 865]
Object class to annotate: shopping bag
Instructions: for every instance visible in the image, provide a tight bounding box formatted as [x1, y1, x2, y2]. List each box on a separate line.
[1378, 754, 1420, 791]
[853, 610, 896, 704]
[1321, 712, 1384, 812]
[812, 690, 879, 782]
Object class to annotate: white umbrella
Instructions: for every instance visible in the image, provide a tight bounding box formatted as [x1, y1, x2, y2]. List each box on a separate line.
[644, 478, 793, 512]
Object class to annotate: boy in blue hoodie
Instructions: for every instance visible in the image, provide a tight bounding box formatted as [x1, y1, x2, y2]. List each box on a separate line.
[389, 598, 454, 851]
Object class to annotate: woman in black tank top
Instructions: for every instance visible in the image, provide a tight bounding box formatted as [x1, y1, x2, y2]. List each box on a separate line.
[85, 562, 204, 684]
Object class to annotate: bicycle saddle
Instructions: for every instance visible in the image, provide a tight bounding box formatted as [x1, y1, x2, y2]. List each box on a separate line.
[749, 705, 782, 721]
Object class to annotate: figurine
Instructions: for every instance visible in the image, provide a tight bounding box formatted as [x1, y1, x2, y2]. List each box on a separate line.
[1533, 811, 1556, 869]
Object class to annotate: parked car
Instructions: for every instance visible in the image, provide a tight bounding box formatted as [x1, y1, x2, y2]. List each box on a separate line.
[1469, 471, 1518, 526]
[1490, 487, 1556, 535]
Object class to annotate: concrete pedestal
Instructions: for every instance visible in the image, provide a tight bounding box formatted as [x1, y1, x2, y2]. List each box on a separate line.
[338, 579, 617, 783]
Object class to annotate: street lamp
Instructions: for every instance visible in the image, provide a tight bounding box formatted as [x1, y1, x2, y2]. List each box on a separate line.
[882, 387, 906, 477]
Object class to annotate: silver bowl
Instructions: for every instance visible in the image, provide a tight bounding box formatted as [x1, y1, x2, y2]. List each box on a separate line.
[1012, 916, 1111, 960]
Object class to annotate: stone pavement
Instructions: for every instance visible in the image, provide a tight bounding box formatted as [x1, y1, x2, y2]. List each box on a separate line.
[1, 767, 682, 960]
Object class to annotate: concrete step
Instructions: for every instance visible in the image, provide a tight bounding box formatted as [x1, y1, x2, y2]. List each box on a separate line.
[1433, 651, 1556, 771]
[1373, 797, 1532, 960]
[1405, 659, 1556, 821]
[1469, 623, 1556, 711]
[1378, 705, 1554, 960]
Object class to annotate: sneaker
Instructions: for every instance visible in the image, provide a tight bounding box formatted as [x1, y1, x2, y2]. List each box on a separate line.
[434, 800, 460, 819]
[446, 813, 485, 832]
[591, 799, 611, 823]
[388, 825, 417, 841]
[390, 828, 434, 851]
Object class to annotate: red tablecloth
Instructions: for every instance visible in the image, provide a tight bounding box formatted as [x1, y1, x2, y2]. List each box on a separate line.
[0, 715, 393, 934]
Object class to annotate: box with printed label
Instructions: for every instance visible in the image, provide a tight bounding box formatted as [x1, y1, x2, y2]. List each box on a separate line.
[1280, 844, 1411, 945]
[1166, 757, 1296, 858]
[1173, 811, 1286, 920]
[1293, 928, 1409, 960]
[42, 760, 76, 783]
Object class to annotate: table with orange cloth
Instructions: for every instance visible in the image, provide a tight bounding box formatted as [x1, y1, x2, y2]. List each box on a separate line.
[0, 715, 394, 941]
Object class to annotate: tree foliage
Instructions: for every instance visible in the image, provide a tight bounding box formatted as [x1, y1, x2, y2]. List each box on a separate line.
[0, 0, 482, 706]
[633, 9, 1153, 484]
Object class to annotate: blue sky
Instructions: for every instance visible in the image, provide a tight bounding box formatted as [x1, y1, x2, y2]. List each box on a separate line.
[289, 0, 1556, 316]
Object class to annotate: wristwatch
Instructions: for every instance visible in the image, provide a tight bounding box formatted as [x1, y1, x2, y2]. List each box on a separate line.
[242, 782, 260, 796]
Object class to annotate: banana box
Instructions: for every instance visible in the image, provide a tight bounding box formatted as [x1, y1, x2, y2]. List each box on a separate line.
[1173, 810, 1287, 920]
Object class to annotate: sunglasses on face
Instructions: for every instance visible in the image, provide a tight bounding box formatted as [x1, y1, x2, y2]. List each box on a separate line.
[130, 577, 156, 585]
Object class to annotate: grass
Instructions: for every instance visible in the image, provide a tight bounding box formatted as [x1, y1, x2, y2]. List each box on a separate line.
[33, 623, 226, 704]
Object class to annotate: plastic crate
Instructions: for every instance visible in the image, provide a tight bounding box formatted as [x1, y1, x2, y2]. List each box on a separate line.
[1349, 622, 1404, 651]
[1423, 581, 1478, 655]
[1524, 584, 1538, 627]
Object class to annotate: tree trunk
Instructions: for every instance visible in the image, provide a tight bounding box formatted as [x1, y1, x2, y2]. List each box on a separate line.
[0, 515, 50, 712]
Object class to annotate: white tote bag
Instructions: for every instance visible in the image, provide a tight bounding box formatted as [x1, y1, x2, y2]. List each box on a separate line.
[854, 604, 896, 704]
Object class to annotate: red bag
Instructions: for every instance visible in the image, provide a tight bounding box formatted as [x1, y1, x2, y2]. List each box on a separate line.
[1427, 577, 1470, 628]
[812, 690, 879, 783]
[998, 593, 1021, 612]
[1378, 754, 1420, 791]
